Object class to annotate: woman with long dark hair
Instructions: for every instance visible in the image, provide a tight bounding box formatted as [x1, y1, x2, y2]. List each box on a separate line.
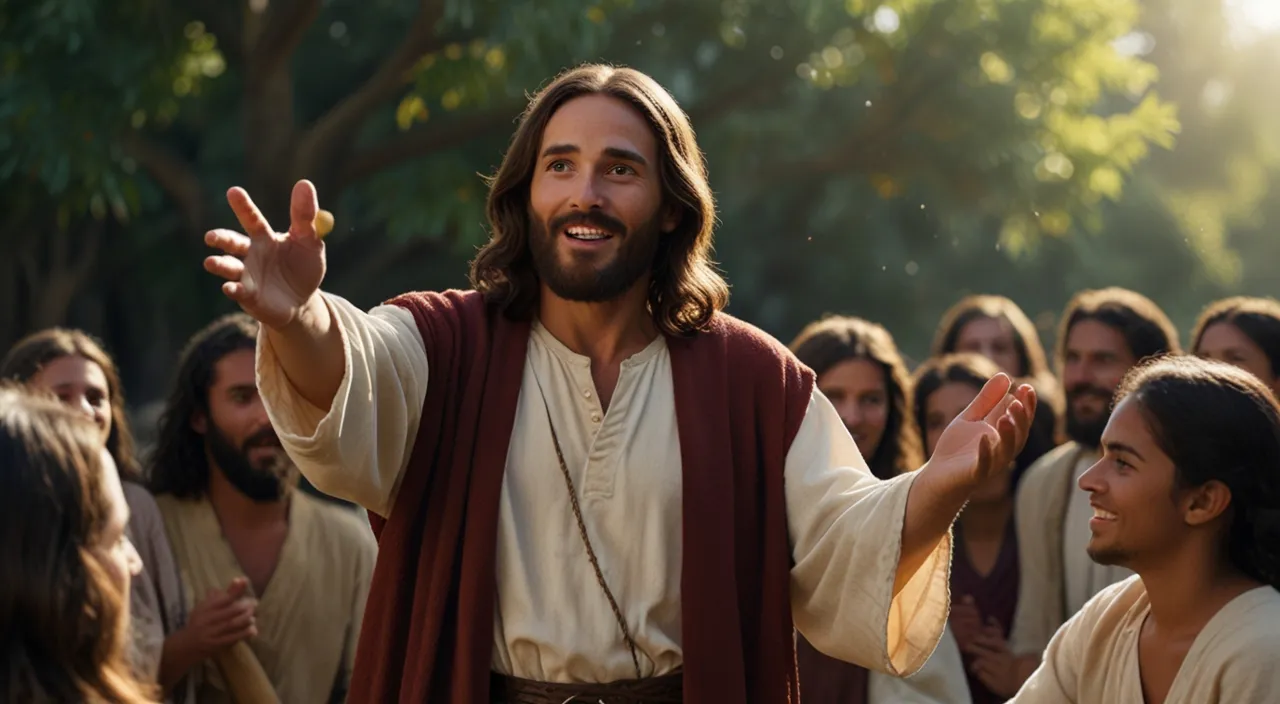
[790, 315, 924, 480]
[2, 330, 194, 702]
[1191, 296, 1280, 396]
[0, 384, 154, 702]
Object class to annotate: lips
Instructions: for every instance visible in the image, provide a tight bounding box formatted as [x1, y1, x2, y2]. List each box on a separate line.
[563, 225, 614, 241]
[1091, 505, 1118, 521]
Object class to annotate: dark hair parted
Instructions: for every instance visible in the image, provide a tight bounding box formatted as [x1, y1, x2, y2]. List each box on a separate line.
[1116, 356, 1280, 589]
[148, 313, 258, 499]
[0, 385, 153, 703]
[1191, 296, 1280, 378]
[1, 328, 140, 482]
[932, 294, 1052, 380]
[789, 315, 924, 479]
[1057, 287, 1182, 366]
[470, 63, 729, 336]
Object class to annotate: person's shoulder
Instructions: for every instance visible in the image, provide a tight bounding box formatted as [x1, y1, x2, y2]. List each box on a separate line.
[297, 493, 377, 554]
[1065, 574, 1147, 637]
[1212, 587, 1280, 659]
[696, 312, 805, 369]
[121, 480, 163, 513]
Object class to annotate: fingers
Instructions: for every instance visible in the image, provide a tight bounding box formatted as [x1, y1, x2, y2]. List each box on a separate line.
[225, 577, 249, 599]
[206, 229, 252, 257]
[960, 373, 1013, 422]
[289, 180, 319, 241]
[227, 187, 275, 239]
[205, 255, 245, 282]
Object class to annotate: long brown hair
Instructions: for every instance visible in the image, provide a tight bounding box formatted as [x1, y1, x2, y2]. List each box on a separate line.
[931, 294, 1052, 380]
[1191, 296, 1280, 377]
[1, 328, 140, 482]
[149, 313, 259, 499]
[789, 315, 924, 479]
[470, 63, 729, 335]
[0, 385, 154, 703]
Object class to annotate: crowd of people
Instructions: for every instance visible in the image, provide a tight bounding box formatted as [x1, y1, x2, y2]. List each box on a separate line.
[4, 63, 1279, 704]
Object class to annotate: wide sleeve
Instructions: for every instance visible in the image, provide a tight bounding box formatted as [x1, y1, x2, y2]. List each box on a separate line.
[867, 626, 973, 703]
[787, 389, 952, 677]
[256, 292, 428, 517]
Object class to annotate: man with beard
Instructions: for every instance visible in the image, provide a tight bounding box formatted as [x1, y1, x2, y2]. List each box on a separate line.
[149, 313, 377, 703]
[201, 64, 1036, 702]
[985, 287, 1179, 687]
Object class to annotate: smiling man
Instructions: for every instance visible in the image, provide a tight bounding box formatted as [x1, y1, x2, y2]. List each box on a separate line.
[1011, 356, 1280, 703]
[1004, 288, 1179, 679]
[201, 64, 1036, 702]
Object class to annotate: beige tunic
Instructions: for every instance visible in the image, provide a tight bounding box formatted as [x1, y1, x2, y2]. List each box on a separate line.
[155, 491, 377, 704]
[868, 627, 972, 703]
[256, 293, 953, 683]
[1011, 576, 1280, 703]
[1009, 442, 1131, 658]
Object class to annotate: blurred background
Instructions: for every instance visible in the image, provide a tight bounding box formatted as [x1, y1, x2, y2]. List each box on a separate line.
[3, 0, 1278, 441]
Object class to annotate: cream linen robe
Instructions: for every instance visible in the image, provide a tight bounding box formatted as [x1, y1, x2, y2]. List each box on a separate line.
[868, 627, 973, 704]
[256, 293, 953, 684]
[1011, 575, 1280, 703]
[1009, 442, 1131, 658]
[155, 491, 377, 704]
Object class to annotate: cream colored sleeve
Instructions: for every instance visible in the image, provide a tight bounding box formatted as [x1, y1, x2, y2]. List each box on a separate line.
[256, 292, 428, 517]
[788, 389, 952, 678]
[867, 626, 973, 703]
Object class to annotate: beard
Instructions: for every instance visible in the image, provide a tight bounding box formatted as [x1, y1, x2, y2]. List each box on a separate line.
[529, 208, 661, 303]
[207, 422, 297, 503]
[1064, 383, 1114, 448]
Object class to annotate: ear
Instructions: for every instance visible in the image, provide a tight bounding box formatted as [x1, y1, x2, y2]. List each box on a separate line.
[1182, 479, 1232, 527]
[190, 409, 208, 436]
[660, 204, 681, 234]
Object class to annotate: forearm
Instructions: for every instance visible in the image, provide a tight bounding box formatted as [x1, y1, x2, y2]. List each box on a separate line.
[895, 469, 969, 595]
[264, 293, 345, 412]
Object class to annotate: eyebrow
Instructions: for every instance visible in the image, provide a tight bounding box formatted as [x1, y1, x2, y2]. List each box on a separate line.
[540, 143, 648, 166]
[226, 383, 257, 395]
[1103, 441, 1145, 462]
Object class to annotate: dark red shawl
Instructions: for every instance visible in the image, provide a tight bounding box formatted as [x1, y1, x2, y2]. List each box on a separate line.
[348, 290, 813, 703]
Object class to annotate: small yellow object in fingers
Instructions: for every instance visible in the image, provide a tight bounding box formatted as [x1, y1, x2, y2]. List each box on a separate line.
[314, 209, 335, 238]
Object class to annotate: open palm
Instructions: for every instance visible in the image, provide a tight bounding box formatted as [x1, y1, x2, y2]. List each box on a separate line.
[926, 373, 1037, 494]
[203, 180, 326, 329]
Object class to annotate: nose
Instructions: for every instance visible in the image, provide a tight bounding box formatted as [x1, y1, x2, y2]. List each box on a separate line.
[571, 173, 606, 210]
[1078, 459, 1105, 493]
[125, 537, 143, 577]
[839, 401, 864, 428]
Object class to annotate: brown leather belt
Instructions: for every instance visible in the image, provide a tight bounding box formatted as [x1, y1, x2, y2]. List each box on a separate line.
[489, 671, 683, 703]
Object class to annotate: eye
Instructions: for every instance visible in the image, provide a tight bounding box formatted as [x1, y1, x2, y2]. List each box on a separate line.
[607, 164, 636, 176]
[547, 160, 571, 173]
[1112, 456, 1133, 471]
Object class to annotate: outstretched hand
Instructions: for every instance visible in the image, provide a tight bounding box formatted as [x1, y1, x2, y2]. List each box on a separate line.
[204, 180, 326, 330]
[925, 373, 1036, 495]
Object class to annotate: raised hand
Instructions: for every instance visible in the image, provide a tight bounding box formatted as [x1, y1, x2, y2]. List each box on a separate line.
[204, 180, 326, 330]
[925, 373, 1037, 495]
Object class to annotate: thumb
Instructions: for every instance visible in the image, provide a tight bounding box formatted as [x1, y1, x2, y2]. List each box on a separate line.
[225, 576, 250, 599]
[959, 373, 1013, 422]
[288, 179, 319, 241]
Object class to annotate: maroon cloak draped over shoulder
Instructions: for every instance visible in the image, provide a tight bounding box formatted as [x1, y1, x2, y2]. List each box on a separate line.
[348, 290, 814, 703]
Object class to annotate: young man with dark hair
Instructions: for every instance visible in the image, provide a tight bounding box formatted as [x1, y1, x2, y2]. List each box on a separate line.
[1011, 356, 1280, 703]
[973, 287, 1182, 696]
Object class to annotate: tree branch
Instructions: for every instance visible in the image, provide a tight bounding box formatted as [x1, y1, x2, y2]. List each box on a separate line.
[337, 100, 521, 189]
[250, 0, 321, 76]
[297, 0, 448, 171]
[121, 132, 204, 231]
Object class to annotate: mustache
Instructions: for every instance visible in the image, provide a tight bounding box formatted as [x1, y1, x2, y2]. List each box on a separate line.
[548, 210, 627, 237]
[242, 427, 281, 451]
